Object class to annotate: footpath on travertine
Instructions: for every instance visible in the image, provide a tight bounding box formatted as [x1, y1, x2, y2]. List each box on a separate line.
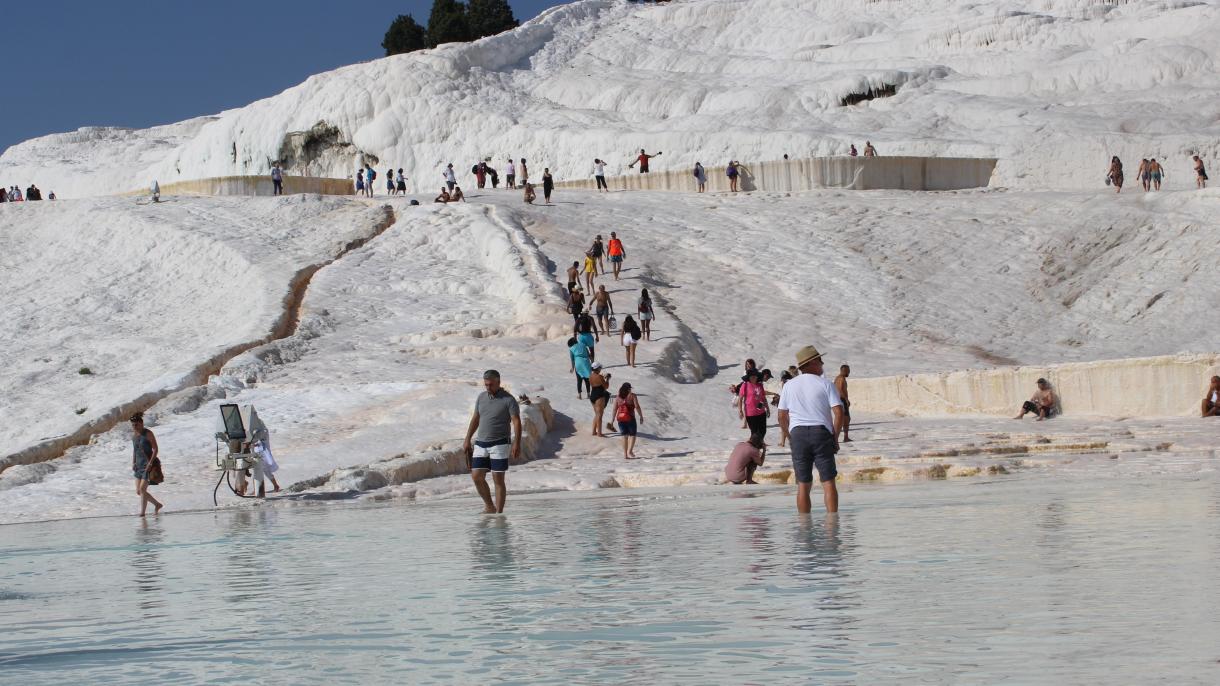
[5, 186, 1219, 523]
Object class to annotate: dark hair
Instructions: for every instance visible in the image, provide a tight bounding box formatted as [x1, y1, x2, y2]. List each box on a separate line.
[623, 316, 641, 338]
[640, 288, 651, 302]
[745, 358, 756, 369]
[483, 370, 500, 380]
[748, 433, 765, 449]
[129, 412, 144, 423]
[567, 336, 577, 347]
[618, 382, 633, 399]
[761, 369, 772, 380]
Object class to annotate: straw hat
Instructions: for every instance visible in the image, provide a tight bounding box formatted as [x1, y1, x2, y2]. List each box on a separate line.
[795, 345, 823, 368]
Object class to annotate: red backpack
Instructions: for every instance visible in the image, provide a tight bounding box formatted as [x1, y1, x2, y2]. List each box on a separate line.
[616, 395, 634, 422]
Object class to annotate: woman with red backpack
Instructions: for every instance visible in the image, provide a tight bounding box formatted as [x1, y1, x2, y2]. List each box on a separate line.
[612, 382, 644, 459]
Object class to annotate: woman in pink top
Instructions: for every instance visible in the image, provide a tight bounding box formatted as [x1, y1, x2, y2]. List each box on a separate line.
[738, 369, 769, 438]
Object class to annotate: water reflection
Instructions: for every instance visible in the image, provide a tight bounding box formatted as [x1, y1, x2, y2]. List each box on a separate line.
[467, 516, 523, 631]
[740, 510, 777, 577]
[223, 509, 276, 608]
[790, 513, 860, 644]
[470, 516, 517, 579]
[131, 519, 165, 613]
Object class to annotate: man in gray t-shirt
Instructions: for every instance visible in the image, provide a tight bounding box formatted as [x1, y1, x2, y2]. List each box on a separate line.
[463, 369, 522, 513]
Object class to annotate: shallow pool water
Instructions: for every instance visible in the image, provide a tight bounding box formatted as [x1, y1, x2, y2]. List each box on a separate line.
[2, 472, 1219, 684]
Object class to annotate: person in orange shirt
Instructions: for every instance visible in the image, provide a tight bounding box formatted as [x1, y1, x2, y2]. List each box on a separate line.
[607, 232, 626, 280]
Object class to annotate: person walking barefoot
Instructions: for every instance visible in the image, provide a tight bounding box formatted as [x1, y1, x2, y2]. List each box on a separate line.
[593, 285, 614, 336]
[583, 252, 597, 292]
[591, 235, 606, 276]
[607, 232, 626, 280]
[1107, 156, 1123, 193]
[613, 383, 644, 459]
[462, 370, 522, 514]
[622, 315, 641, 367]
[542, 168, 555, 204]
[130, 413, 163, 517]
[589, 363, 612, 436]
[637, 289, 654, 340]
[570, 335, 593, 400]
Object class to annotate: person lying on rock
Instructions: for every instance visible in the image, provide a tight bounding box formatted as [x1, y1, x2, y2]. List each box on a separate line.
[1015, 378, 1057, 421]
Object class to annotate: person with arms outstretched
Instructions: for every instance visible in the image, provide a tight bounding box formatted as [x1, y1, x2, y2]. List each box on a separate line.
[629, 149, 660, 173]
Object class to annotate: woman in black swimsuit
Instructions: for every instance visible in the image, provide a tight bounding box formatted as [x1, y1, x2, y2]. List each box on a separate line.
[588, 363, 612, 436]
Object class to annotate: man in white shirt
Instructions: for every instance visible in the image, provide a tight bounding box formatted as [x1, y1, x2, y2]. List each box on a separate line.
[778, 345, 844, 513]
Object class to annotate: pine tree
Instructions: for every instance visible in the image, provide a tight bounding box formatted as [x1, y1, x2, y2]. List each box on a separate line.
[427, 0, 473, 48]
[382, 14, 428, 56]
[467, 0, 518, 39]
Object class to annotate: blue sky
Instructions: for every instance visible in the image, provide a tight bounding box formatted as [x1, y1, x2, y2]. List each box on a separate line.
[0, 0, 562, 154]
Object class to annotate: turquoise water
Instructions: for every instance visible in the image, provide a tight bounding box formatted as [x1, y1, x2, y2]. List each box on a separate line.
[2, 473, 1219, 684]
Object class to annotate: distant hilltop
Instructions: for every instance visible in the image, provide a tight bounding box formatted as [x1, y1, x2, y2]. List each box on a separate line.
[3, 0, 1219, 196]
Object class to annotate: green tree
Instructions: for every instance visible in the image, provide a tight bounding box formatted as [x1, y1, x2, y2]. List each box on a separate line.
[468, 0, 518, 39]
[382, 14, 428, 56]
[427, 0, 473, 47]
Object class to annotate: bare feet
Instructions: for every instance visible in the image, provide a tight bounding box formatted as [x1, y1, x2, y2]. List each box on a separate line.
[745, 479, 758, 484]
[843, 438, 853, 443]
[154, 503, 163, 515]
[482, 506, 497, 514]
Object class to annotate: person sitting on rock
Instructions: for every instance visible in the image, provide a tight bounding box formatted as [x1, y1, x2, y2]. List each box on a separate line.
[435, 187, 452, 203]
[1015, 378, 1057, 421]
[1202, 376, 1220, 417]
[451, 185, 467, 202]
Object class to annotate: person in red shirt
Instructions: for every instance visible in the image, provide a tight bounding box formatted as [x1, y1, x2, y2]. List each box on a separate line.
[629, 149, 661, 173]
[607, 232, 626, 280]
